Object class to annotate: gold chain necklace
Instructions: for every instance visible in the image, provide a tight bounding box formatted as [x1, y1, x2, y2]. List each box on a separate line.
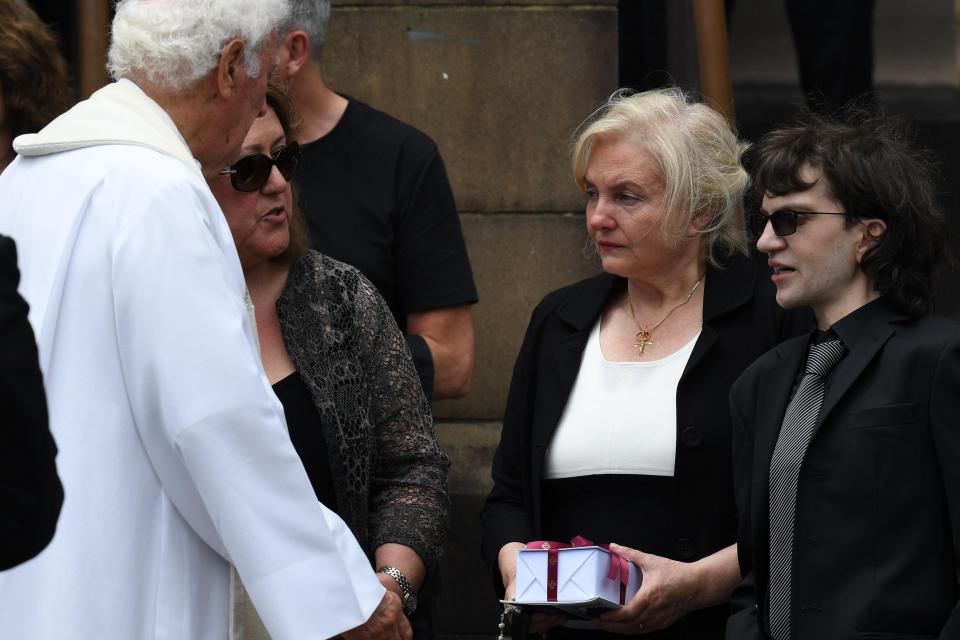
[627, 276, 703, 356]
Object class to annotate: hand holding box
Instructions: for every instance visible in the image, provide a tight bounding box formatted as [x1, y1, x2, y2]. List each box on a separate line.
[511, 537, 642, 611]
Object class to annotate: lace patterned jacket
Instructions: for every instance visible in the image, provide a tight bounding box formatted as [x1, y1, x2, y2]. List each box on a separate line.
[276, 250, 451, 569]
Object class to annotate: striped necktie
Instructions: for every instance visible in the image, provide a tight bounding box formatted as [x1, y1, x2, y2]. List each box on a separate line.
[767, 338, 847, 639]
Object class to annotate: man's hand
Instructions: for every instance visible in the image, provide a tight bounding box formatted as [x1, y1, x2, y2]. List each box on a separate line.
[377, 570, 405, 598]
[341, 590, 412, 640]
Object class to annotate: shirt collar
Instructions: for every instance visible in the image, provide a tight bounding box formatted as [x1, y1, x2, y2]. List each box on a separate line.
[823, 297, 891, 348]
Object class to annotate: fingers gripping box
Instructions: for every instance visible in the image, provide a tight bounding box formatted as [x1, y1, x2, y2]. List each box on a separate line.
[513, 545, 642, 609]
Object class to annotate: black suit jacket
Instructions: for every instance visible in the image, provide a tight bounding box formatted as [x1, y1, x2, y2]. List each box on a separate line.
[728, 301, 960, 639]
[481, 253, 812, 638]
[0, 235, 62, 570]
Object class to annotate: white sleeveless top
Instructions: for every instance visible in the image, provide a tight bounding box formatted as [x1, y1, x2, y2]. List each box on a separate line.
[543, 319, 700, 479]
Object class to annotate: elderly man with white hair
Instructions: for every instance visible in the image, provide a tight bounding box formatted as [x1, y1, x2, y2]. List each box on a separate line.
[0, 1, 408, 639]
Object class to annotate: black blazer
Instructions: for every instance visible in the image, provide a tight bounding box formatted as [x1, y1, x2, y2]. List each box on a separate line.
[0, 235, 62, 570]
[480, 253, 811, 638]
[728, 301, 960, 639]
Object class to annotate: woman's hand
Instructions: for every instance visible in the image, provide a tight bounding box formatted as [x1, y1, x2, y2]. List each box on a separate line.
[498, 541, 527, 601]
[499, 542, 567, 635]
[594, 542, 740, 635]
[593, 544, 697, 634]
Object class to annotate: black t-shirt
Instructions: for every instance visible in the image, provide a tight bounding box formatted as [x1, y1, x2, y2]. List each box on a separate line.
[296, 98, 478, 334]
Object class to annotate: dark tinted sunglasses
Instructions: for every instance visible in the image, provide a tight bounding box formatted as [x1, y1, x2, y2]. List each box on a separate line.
[749, 209, 869, 238]
[218, 142, 300, 192]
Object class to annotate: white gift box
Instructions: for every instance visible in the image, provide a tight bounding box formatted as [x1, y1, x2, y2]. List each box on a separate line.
[512, 545, 641, 610]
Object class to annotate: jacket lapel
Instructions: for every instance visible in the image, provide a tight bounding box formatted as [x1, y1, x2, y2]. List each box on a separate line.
[815, 313, 898, 431]
[683, 253, 758, 375]
[552, 332, 590, 405]
[533, 331, 594, 453]
[532, 275, 621, 451]
[759, 346, 805, 451]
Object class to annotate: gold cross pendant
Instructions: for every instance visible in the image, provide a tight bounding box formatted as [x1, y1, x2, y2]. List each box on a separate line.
[634, 329, 653, 355]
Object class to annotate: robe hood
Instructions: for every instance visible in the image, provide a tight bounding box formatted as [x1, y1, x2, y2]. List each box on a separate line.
[13, 79, 202, 178]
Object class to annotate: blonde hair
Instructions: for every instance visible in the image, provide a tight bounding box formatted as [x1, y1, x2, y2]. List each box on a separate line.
[572, 87, 750, 266]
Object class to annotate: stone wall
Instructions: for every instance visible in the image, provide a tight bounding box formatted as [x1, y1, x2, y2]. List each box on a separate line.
[241, 1, 617, 638]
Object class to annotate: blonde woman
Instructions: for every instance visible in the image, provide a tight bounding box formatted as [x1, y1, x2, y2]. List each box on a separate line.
[480, 88, 811, 639]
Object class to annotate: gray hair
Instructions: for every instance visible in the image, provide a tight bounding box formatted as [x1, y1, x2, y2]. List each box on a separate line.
[284, 0, 331, 59]
[107, 0, 291, 91]
[572, 87, 751, 267]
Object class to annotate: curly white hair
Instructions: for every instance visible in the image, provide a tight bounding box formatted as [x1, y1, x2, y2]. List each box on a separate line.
[107, 0, 291, 91]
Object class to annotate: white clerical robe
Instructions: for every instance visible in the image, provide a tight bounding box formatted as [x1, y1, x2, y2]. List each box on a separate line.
[0, 81, 384, 639]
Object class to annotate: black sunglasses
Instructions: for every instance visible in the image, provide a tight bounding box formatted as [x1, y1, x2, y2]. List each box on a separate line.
[749, 209, 870, 238]
[218, 142, 301, 192]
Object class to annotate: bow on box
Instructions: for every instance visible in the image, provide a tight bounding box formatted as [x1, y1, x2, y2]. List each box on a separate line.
[524, 535, 632, 604]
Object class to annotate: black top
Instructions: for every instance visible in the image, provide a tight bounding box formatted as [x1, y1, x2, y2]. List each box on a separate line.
[481, 253, 814, 639]
[541, 475, 674, 556]
[0, 234, 63, 570]
[296, 98, 478, 333]
[830, 296, 888, 347]
[272, 372, 339, 512]
[540, 474, 676, 639]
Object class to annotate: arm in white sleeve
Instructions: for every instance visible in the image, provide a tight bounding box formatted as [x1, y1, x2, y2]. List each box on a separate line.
[110, 182, 383, 639]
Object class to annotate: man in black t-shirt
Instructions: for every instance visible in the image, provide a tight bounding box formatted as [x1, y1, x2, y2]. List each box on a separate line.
[275, 3, 475, 638]
[275, 1, 477, 404]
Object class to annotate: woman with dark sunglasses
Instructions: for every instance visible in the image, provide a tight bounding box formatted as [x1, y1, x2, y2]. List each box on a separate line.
[208, 85, 450, 628]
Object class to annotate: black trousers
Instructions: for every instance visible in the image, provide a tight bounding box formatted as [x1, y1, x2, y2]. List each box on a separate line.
[786, 0, 877, 113]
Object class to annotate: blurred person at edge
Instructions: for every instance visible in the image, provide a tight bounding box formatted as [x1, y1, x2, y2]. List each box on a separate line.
[0, 0, 72, 173]
[208, 82, 449, 630]
[0, 1, 408, 639]
[480, 88, 812, 639]
[0, 233, 63, 571]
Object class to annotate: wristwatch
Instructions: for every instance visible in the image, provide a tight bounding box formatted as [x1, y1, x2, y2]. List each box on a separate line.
[378, 566, 418, 615]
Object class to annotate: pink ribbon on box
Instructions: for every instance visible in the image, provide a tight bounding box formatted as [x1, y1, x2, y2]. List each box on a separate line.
[524, 539, 569, 602]
[525, 535, 632, 604]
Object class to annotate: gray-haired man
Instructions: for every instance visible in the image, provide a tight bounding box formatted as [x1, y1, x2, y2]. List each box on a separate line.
[274, 0, 477, 406]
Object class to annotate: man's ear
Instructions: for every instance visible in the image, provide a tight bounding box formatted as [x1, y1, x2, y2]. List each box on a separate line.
[277, 30, 310, 82]
[856, 218, 887, 263]
[216, 38, 247, 97]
